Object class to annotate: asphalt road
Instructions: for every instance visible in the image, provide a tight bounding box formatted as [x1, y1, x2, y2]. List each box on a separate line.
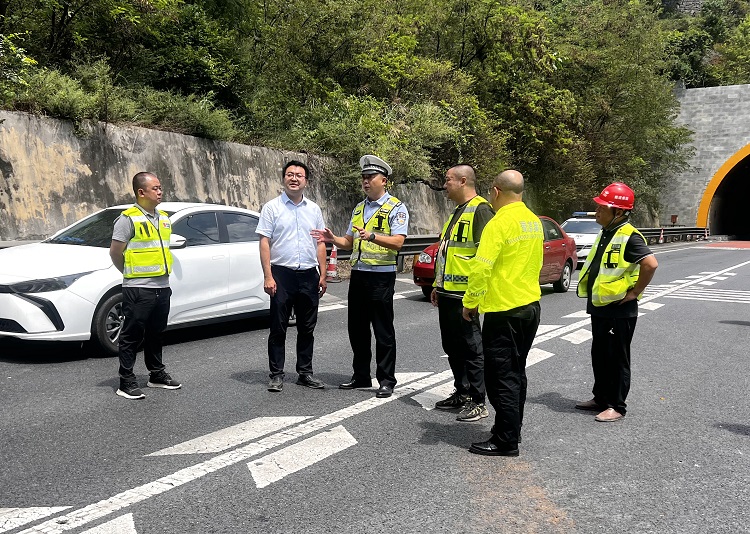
[1, 241, 749, 534]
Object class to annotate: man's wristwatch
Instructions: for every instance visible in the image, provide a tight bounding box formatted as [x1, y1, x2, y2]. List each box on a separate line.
[368, 232, 376, 242]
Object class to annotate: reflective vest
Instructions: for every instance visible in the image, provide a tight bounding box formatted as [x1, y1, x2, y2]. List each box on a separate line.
[577, 223, 642, 306]
[122, 206, 173, 279]
[350, 195, 402, 266]
[462, 202, 543, 313]
[437, 195, 491, 292]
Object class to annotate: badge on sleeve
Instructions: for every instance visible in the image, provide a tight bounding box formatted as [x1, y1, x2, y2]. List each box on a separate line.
[394, 211, 407, 226]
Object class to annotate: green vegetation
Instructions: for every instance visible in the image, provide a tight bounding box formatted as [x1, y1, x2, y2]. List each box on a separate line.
[2, 0, 749, 217]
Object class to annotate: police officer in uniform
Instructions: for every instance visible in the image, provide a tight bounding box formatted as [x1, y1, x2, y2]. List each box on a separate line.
[575, 183, 658, 422]
[109, 172, 181, 400]
[311, 155, 409, 398]
[462, 169, 543, 456]
[431, 165, 494, 422]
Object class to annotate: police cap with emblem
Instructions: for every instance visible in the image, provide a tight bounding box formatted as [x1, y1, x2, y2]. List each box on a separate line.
[359, 155, 392, 177]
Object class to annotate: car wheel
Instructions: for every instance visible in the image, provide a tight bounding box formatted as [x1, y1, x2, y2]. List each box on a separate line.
[553, 261, 572, 293]
[92, 293, 123, 357]
[421, 286, 433, 299]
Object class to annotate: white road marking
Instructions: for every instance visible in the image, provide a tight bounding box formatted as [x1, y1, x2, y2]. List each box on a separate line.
[17, 371, 453, 534]
[319, 303, 347, 312]
[536, 324, 564, 335]
[80, 514, 137, 534]
[411, 382, 455, 410]
[394, 294, 406, 300]
[561, 329, 592, 344]
[147, 417, 310, 456]
[712, 276, 728, 281]
[247, 426, 357, 488]
[526, 348, 555, 367]
[725, 272, 737, 276]
[0, 508, 71, 533]
[639, 301, 664, 311]
[686, 275, 704, 279]
[670, 280, 691, 284]
[395, 372, 434, 384]
[698, 281, 717, 286]
[698, 272, 716, 275]
[562, 310, 588, 318]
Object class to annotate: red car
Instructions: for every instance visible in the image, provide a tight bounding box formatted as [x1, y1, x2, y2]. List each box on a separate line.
[413, 215, 577, 297]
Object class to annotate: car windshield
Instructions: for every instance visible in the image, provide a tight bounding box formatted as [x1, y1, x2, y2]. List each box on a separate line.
[561, 219, 600, 233]
[45, 208, 175, 248]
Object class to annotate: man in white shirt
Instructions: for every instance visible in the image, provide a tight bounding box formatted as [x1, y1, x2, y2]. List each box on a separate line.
[256, 161, 328, 392]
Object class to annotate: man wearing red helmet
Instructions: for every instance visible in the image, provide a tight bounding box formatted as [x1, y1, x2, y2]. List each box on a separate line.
[575, 182, 658, 422]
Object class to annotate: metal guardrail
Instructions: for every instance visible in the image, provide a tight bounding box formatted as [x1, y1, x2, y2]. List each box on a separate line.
[638, 227, 708, 245]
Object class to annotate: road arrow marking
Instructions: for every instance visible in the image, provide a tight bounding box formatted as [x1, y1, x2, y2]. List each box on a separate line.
[561, 329, 592, 345]
[526, 348, 555, 367]
[0, 508, 71, 533]
[147, 417, 309, 456]
[247, 426, 357, 488]
[411, 382, 455, 410]
[80, 513, 136, 534]
[17, 370, 452, 534]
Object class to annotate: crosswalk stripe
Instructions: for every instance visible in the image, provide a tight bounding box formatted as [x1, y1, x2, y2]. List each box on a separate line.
[411, 382, 455, 410]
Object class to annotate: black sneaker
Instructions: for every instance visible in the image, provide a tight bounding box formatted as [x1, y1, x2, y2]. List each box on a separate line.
[456, 401, 489, 422]
[268, 376, 283, 392]
[116, 380, 145, 400]
[435, 390, 471, 410]
[147, 370, 182, 390]
[297, 374, 325, 389]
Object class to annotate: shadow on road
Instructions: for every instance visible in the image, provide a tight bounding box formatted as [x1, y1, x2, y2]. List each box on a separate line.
[525, 391, 587, 415]
[718, 320, 750, 327]
[715, 422, 750, 437]
[0, 317, 271, 364]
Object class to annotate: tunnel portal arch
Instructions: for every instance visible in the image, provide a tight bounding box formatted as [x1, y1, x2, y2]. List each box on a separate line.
[697, 144, 750, 238]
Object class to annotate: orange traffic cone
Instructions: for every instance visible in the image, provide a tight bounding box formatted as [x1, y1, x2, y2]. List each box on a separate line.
[326, 245, 341, 283]
[658, 228, 664, 244]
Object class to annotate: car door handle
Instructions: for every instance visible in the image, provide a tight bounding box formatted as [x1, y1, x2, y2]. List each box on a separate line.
[562, 243, 566, 247]
[545, 245, 551, 249]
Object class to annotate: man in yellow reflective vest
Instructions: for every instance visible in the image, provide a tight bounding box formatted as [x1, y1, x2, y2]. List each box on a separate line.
[575, 182, 658, 422]
[109, 172, 181, 400]
[431, 165, 494, 422]
[311, 155, 409, 398]
[462, 169, 543, 456]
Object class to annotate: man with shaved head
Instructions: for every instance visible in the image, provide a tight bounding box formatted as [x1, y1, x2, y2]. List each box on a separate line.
[109, 172, 181, 400]
[462, 169, 543, 456]
[431, 164, 494, 422]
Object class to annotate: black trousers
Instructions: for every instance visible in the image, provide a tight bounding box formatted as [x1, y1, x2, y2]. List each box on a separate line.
[437, 295, 485, 402]
[118, 287, 171, 381]
[483, 301, 541, 447]
[268, 265, 320, 378]
[590, 315, 636, 415]
[347, 270, 397, 387]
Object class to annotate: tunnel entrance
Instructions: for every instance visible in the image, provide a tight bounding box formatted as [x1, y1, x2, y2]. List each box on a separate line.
[709, 154, 750, 239]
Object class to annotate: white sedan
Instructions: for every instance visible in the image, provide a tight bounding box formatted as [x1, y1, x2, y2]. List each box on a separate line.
[0, 202, 270, 355]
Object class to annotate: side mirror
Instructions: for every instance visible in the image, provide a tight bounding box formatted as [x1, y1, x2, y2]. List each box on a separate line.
[169, 234, 187, 249]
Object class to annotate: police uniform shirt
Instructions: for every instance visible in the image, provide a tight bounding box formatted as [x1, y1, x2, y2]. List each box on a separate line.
[347, 192, 409, 272]
[112, 206, 170, 289]
[434, 200, 494, 299]
[586, 219, 653, 318]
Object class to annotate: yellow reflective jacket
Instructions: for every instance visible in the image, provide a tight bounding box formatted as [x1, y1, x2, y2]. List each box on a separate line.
[350, 195, 402, 267]
[122, 206, 173, 279]
[462, 202, 543, 313]
[436, 195, 492, 292]
[577, 224, 642, 306]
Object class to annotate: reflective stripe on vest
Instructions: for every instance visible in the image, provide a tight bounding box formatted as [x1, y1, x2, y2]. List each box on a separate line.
[122, 206, 173, 278]
[350, 196, 401, 266]
[577, 224, 642, 306]
[439, 196, 490, 292]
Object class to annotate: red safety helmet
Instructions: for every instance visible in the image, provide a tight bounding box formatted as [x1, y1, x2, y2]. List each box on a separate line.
[593, 182, 635, 211]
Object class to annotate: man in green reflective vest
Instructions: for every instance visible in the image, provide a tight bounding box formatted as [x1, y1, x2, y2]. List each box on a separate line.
[311, 155, 409, 399]
[431, 165, 494, 422]
[462, 169, 543, 456]
[109, 172, 181, 400]
[575, 182, 658, 422]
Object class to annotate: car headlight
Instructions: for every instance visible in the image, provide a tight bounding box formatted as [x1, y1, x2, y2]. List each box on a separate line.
[0, 272, 93, 294]
[418, 252, 433, 264]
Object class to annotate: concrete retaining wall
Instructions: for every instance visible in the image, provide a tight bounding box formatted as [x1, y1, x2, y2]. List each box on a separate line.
[0, 111, 452, 241]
